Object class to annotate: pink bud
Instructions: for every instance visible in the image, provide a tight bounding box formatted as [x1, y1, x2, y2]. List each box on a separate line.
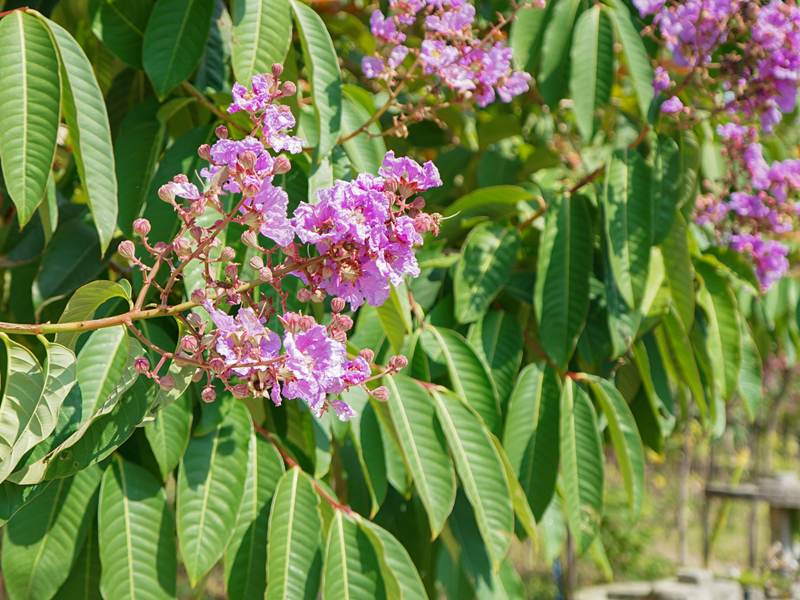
[133, 218, 151, 237]
[192, 368, 205, 382]
[279, 312, 301, 333]
[370, 386, 390, 402]
[299, 315, 316, 331]
[134, 357, 150, 374]
[239, 150, 257, 171]
[198, 144, 212, 161]
[249, 255, 264, 270]
[172, 174, 189, 184]
[220, 246, 236, 261]
[331, 297, 346, 313]
[282, 81, 296, 97]
[384, 179, 399, 193]
[231, 384, 249, 399]
[216, 125, 229, 139]
[242, 181, 260, 198]
[209, 357, 227, 374]
[181, 335, 198, 352]
[201, 387, 216, 403]
[272, 155, 291, 175]
[241, 230, 259, 248]
[413, 214, 434, 234]
[186, 313, 202, 328]
[242, 210, 261, 228]
[190, 226, 203, 241]
[321, 265, 334, 278]
[336, 315, 354, 331]
[190, 289, 206, 304]
[259, 266, 273, 282]
[174, 237, 192, 257]
[118, 240, 136, 260]
[158, 184, 176, 204]
[297, 288, 313, 302]
[154, 241, 169, 254]
[359, 348, 375, 363]
[412, 197, 426, 209]
[311, 288, 326, 303]
[389, 355, 408, 371]
[332, 330, 347, 343]
[159, 376, 175, 391]
[225, 263, 239, 280]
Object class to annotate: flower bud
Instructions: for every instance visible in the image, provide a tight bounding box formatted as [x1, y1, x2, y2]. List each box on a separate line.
[174, 237, 192, 257]
[297, 288, 313, 303]
[389, 355, 408, 371]
[158, 184, 176, 204]
[299, 315, 316, 331]
[154, 241, 169, 255]
[239, 150, 257, 171]
[198, 144, 212, 161]
[282, 81, 297, 97]
[188, 227, 202, 242]
[173, 174, 189, 184]
[242, 210, 261, 228]
[408, 208, 420, 219]
[242, 181, 260, 198]
[279, 312, 301, 333]
[118, 240, 136, 260]
[412, 197, 426, 209]
[201, 334, 215, 347]
[134, 357, 150, 374]
[159, 376, 175, 391]
[271, 63, 284, 77]
[181, 335, 198, 352]
[209, 357, 227, 374]
[241, 230, 260, 248]
[359, 348, 375, 363]
[331, 297, 346, 313]
[201, 386, 217, 403]
[186, 313, 202, 328]
[225, 263, 239, 280]
[232, 384, 249, 399]
[384, 179, 399, 193]
[311, 288, 326, 303]
[249, 255, 264, 270]
[190, 289, 206, 305]
[220, 246, 236, 262]
[321, 265, 335, 278]
[336, 315, 354, 331]
[259, 266, 273, 282]
[192, 368, 205, 382]
[133, 218, 151, 237]
[370, 386, 390, 402]
[272, 155, 291, 175]
[216, 125, 229, 139]
[413, 213, 434, 234]
[332, 330, 347, 343]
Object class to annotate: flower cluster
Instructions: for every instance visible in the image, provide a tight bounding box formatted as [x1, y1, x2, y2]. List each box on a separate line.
[121, 69, 442, 421]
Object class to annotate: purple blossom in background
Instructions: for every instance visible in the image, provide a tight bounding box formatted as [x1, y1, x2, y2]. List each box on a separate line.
[426, 3, 475, 34]
[633, 0, 666, 17]
[661, 96, 684, 113]
[498, 72, 531, 103]
[716, 123, 748, 140]
[731, 233, 790, 289]
[728, 192, 770, 218]
[653, 67, 671, 96]
[370, 10, 406, 43]
[388, 46, 409, 68]
[363, 56, 385, 79]
[420, 41, 459, 73]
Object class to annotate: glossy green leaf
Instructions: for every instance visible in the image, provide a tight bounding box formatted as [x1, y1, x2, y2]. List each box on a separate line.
[633, 336, 675, 438]
[468, 309, 523, 406]
[292, 0, 342, 159]
[535, 193, 593, 370]
[384, 375, 456, 536]
[422, 326, 501, 435]
[503, 364, 561, 521]
[145, 388, 193, 482]
[439, 185, 534, 239]
[660, 211, 694, 332]
[35, 220, 109, 299]
[0, 11, 60, 226]
[454, 222, 521, 324]
[54, 280, 132, 350]
[98, 456, 177, 600]
[0, 335, 76, 483]
[430, 389, 513, 569]
[232, 0, 292, 82]
[609, 1, 653, 120]
[510, 1, 554, 72]
[356, 518, 427, 600]
[376, 281, 412, 355]
[323, 510, 387, 600]
[569, 5, 614, 141]
[538, 0, 582, 108]
[2, 465, 102, 600]
[489, 433, 538, 543]
[347, 389, 387, 517]
[603, 148, 653, 309]
[52, 520, 102, 600]
[143, 0, 215, 99]
[586, 377, 645, 523]
[266, 467, 324, 600]
[651, 133, 682, 244]
[341, 95, 386, 176]
[45, 18, 119, 253]
[90, 0, 153, 69]
[178, 401, 251, 586]
[0, 481, 52, 527]
[739, 320, 763, 421]
[560, 379, 603, 556]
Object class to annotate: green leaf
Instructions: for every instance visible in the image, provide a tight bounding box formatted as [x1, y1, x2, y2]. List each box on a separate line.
[510, 2, 553, 72]
[467, 309, 523, 406]
[489, 434, 538, 543]
[535, 193, 593, 370]
[663, 307, 706, 421]
[45, 18, 119, 253]
[90, 0, 153, 69]
[52, 520, 102, 600]
[347, 391, 387, 518]
[98, 456, 177, 600]
[384, 375, 456, 537]
[178, 401, 251, 586]
[0, 480, 52, 526]
[560, 379, 603, 556]
[586, 377, 645, 523]
[701, 248, 760, 295]
[503, 364, 561, 521]
[422, 326, 501, 435]
[569, 5, 614, 141]
[323, 510, 387, 600]
[231, 0, 292, 82]
[0, 335, 76, 483]
[609, 1, 654, 120]
[651, 133, 682, 244]
[341, 95, 386, 176]
[356, 518, 427, 600]
[2, 465, 103, 600]
[660, 212, 694, 332]
[145, 388, 193, 482]
[36, 220, 108, 299]
[0, 11, 60, 226]
[603, 148, 653, 309]
[376, 281, 412, 355]
[225, 431, 284, 600]
[739, 320, 762, 422]
[55, 280, 133, 350]
[143, 0, 215, 99]
[538, 0, 582, 108]
[430, 389, 514, 569]
[266, 467, 324, 600]
[454, 222, 521, 324]
[695, 262, 742, 401]
[439, 185, 534, 239]
[292, 0, 342, 159]
[39, 172, 58, 246]
[633, 336, 675, 438]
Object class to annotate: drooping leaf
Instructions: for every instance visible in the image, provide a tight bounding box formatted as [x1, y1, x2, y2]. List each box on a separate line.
[454, 222, 521, 324]
[231, 0, 292, 82]
[55, 280, 133, 350]
[45, 17, 119, 253]
[145, 388, 193, 482]
[384, 376, 456, 537]
[534, 193, 593, 370]
[609, 0, 654, 120]
[510, 1, 554, 72]
[98, 456, 177, 600]
[468, 309, 523, 406]
[662, 307, 707, 421]
[660, 212, 695, 332]
[376, 281, 412, 355]
[266, 467, 324, 600]
[560, 379, 604, 556]
[52, 520, 102, 600]
[177, 401, 251, 586]
[0, 11, 60, 226]
[90, 0, 154, 69]
[430, 389, 514, 569]
[323, 510, 387, 600]
[538, 0, 582, 108]
[651, 133, 682, 244]
[142, 0, 215, 99]
[739, 320, 763, 421]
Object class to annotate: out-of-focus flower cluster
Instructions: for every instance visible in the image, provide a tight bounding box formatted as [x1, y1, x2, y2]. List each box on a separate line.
[633, 0, 800, 289]
[360, 0, 540, 130]
[121, 68, 440, 421]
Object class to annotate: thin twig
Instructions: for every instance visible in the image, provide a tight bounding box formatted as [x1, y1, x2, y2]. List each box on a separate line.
[181, 81, 250, 136]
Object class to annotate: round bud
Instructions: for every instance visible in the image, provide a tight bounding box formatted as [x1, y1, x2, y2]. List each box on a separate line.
[190, 289, 206, 305]
[159, 376, 175, 391]
[118, 240, 136, 260]
[174, 236, 192, 257]
[242, 210, 261, 228]
[192, 368, 205, 382]
[412, 197, 426, 209]
[158, 184, 176, 204]
[258, 266, 273, 282]
[241, 230, 259, 248]
[172, 174, 189, 184]
[242, 181, 260, 198]
[370, 386, 390, 402]
[359, 348, 375, 364]
[181, 335, 198, 352]
[220, 246, 236, 262]
[201, 387, 217, 403]
[282, 81, 297, 97]
[198, 144, 212, 161]
[272, 155, 292, 175]
[297, 288, 313, 303]
[331, 297, 346, 313]
[336, 315, 354, 331]
[249, 255, 264, 270]
[299, 315, 316, 330]
[134, 357, 150, 374]
[311, 288, 326, 303]
[186, 313, 202, 328]
[271, 63, 284, 77]
[133, 218, 151, 237]
[321, 265, 335, 278]
[231, 384, 249, 399]
[239, 150, 257, 171]
[413, 213, 433, 234]
[190, 226, 203, 241]
[389, 355, 409, 371]
[209, 357, 227, 375]
[384, 179, 399, 193]
[332, 330, 347, 344]
[215, 125, 229, 139]
[225, 263, 239, 280]
[408, 208, 420, 219]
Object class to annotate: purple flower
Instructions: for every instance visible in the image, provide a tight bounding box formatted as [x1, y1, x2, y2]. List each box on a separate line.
[252, 182, 294, 246]
[653, 67, 671, 96]
[282, 324, 347, 414]
[420, 40, 460, 73]
[328, 397, 358, 421]
[744, 143, 771, 190]
[362, 56, 385, 79]
[211, 137, 265, 168]
[661, 96, 684, 113]
[390, 0, 425, 24]
[425, 3, 475, 34]
[342, 356, 371, 384]
[716, 123, 748, 140]
[204, 302, 281, 377]
[388, 45, 409, 69]
[728, 192, 769, 218]
[731, 233, 790, 290]
[379, 150, 443, 191]
[170, 181, 201, 200]
[633, 0, 666, 17]
[261, 105, 305, 154]
[497, 71, 531, 102]
[370, 11, 406, 43]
